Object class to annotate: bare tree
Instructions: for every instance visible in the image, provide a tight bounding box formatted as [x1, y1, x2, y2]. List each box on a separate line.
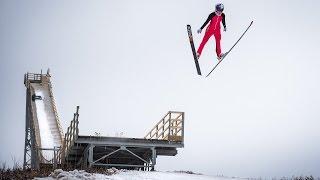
[11, 156, 21, 170]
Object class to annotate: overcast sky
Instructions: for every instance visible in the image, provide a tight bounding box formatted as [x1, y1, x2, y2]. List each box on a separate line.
[1, 0, 320, 178]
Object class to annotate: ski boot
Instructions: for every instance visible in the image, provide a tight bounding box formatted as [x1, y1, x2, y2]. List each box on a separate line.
[196, 52, 200, 60]
[217, 53, 227, 61]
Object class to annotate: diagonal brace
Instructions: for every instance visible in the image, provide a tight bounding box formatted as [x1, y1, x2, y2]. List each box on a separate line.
[93, 148, 122, 164]
[125, 148, 149, 164]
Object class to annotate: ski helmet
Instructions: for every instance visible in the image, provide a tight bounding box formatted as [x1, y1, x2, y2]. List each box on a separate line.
[215, 3, 224, 12]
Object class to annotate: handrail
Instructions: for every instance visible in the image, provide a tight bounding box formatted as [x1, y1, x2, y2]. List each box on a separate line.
[37, 147, 61, 168]
[63, 106, 80, 160]
[24, 73, 42, 84]
[144, 111, 184, 142]
[47, 75, 65, 163]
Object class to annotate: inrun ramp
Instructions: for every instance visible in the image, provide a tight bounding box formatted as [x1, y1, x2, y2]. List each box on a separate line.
[23, 71, 64, 169]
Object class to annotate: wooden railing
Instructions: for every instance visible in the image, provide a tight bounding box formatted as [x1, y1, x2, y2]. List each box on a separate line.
[47, 76, 65, 163]
[63, 106, 80, 160]
[144, 111, 184, 142]
[38, 147, 61, 168]
[24, 73, 42, 86]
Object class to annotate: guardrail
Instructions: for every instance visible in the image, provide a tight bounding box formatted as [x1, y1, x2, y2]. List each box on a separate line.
[37, 147, 61, 168]
[24, 73, 42, 86]
[144, 111, 184, 142]
[47, 78, 65, 163]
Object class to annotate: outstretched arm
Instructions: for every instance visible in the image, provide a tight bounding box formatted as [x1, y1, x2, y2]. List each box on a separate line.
[222, 13, 226, 29]
[200, 12, 215, 30]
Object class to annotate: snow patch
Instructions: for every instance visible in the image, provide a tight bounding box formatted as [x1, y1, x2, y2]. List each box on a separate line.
[35, 169, 244, 180]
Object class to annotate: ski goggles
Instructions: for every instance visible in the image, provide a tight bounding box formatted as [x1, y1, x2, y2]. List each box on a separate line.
[215, 11, 223, 16]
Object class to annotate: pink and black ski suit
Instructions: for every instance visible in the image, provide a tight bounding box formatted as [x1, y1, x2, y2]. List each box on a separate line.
[197, 12, 226, 57]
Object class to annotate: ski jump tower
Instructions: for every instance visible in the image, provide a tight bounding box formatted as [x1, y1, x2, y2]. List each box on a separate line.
[23, 70, 184, 170]
[23, 71, 64, 169]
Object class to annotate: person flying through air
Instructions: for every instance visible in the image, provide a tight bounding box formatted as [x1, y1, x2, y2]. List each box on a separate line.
[197, 3, 227, 61]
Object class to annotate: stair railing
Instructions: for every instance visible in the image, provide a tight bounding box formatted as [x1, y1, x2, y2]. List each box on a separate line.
[63, 106, 80, 160]
[144, 111, 184, 142]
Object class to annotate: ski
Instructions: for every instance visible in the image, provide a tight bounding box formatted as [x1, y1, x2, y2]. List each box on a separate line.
[206, 21, 254, 77]
[187, 24, 202, 75]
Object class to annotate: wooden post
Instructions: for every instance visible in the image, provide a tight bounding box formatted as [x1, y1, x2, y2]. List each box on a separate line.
[168, 112, 171, 141]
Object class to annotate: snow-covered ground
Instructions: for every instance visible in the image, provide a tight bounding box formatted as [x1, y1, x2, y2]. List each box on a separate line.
[35, 169, 244, 180]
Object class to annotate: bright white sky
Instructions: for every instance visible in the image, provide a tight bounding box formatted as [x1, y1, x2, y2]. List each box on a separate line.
[1, 0, 320, 178]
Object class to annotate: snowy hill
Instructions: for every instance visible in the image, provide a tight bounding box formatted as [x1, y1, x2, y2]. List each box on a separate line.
[35, 169, 244, 180]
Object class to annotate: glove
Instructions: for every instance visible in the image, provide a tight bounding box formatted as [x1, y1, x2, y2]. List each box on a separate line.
[223, 27, 227, 32]
[197, 29, 202, 34]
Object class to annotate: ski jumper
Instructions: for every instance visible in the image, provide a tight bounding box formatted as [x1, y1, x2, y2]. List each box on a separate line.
[197, 12, 226, 57]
